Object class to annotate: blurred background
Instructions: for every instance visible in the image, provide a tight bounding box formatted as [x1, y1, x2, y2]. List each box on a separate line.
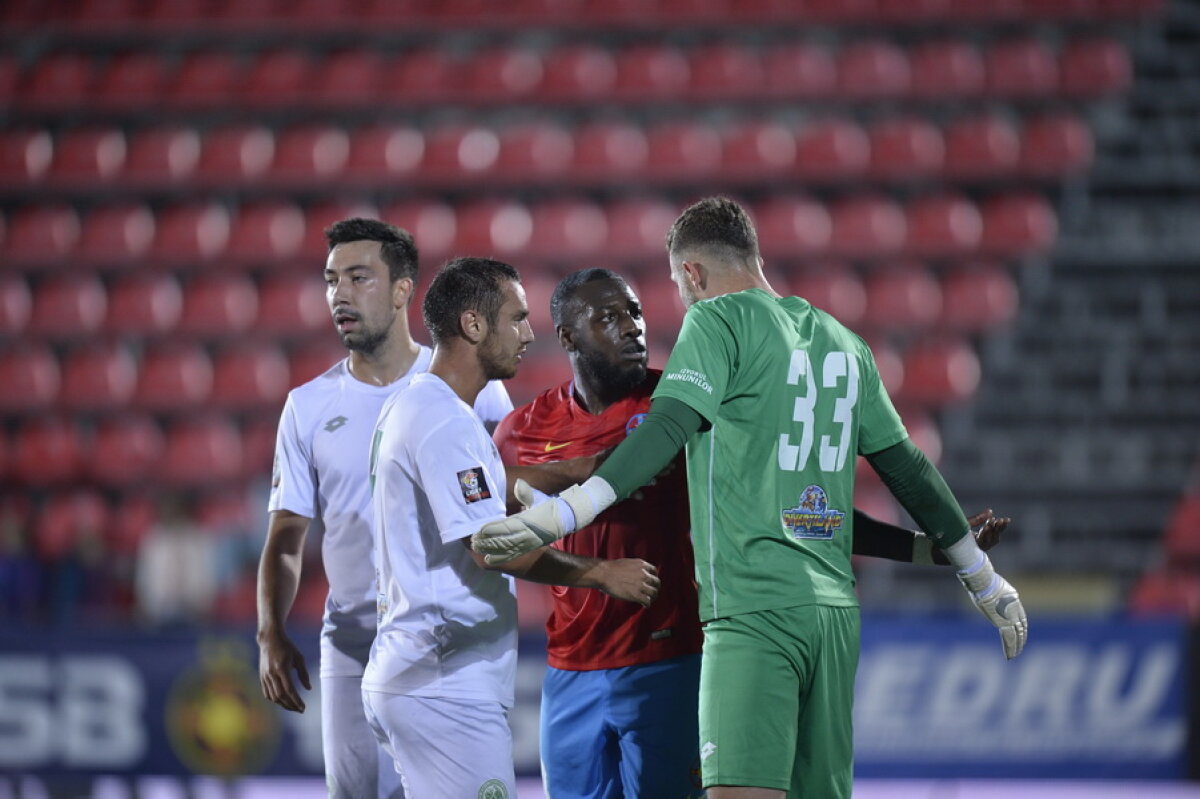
[0, 0, 1197, 796]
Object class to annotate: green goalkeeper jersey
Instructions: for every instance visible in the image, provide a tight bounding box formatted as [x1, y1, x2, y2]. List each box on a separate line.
[652, 288, 908, 621]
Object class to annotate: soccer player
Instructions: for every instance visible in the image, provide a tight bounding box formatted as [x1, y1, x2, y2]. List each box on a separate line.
[496, 267, 1011, 799]
[255, 218, 513, 799]
[474, 198, 1028, 799]
[364, 257, 659, 798]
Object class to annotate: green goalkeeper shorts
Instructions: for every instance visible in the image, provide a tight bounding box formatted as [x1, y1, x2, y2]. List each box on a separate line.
[698, 604, 860, 798]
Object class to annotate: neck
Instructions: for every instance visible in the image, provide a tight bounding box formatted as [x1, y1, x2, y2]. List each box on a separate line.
[571, 370, 610, 415]
[346, 331, 421, 387]
[429, 342, 489, 406]
[709, 270, 779, 300]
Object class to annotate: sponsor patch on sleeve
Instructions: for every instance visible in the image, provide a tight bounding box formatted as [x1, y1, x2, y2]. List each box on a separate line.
[457, 467, 492, 504]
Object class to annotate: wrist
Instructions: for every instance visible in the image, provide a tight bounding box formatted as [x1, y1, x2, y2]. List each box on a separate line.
[911, 532, 937, 566]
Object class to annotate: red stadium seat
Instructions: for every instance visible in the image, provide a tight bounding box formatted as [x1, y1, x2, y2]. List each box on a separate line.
[77, 203, 156, 266]
[453, 200, 533, 256]
[572, 122, 649, 180]
[106, 491, 158, 557]
[272, 125, 350, 182]
[197, 124, 275, 183]
[0, 55, 17, 106]
[134, 343, 214, 410]
[795, 119, 870, 181]
[59, 342, 138, 411]
[256, 274, 329, 335]
[95, 51, 168, 109]
[105, 272, 183, 335]
[310, 49, 386, 107]
[177, 273, 259, 336]
[763, 42, 837, 99]
[644, 121, 722, 180]
[527, 198, 609, 258]
[383, 48, 460, 104]
[1129, 570, 1200, 618]
[33, 489, 109, 559]
[0, 274, 32, 335]
[150, 202, 231, 262]
[226, 202, 306, 261]
[898, 337, 980, 406]
[789, 262, 866, 327]
[687, 43, 764, 100]
[803, 0, 878, 21]
[1164, 495, 1200, 563]
[19, 52, 94, 110]
[939, 261, 1018, 332]
[194, 488, 253, 531]
[123, 126, 201, 184]
[345, 124, 425, 181]
[723, 122, 797, 179]
[540, 45, 618, 102]
[614, 44, 690, 102]
[462, 47, 544, 102]
[3, 204, 80, 266]
[161, 416, 244, 486]
[239, 415, 281, 478]
[944, 115, 1021, 179]
[0, 128, 53, 185]
[48, 127, 127, 183]
[863, 261, 944, 330]
[868, 117, 945, 181]
[67, 0, 142, 29]
[210, 0, 281, 25]
[287, 337, 346, 385]
[829, 195, 907, 258]
[985, 39, 1059, 98]
[837, 40, 910, 99]
[300, 199, 380, 260]
[382, 199, 457, 260]
[30, 275, 107, 339]
[910, 40, 986, 99]
[979, 193, 1058, 256]
[751, 195, 833, 258]
[167, 50, 243, 108]
[13, 417, 86, 486]
[1060, 37, 1133, 96]
[603, 197, 679, 260]
[905, 194, 983, 257]
[143, 0, 214, 27]
[495, 123, 575, 181]
[241, 49, 314, 107]
[1019, 114, 1095, 178]
[0, 346, 60, 412]
[507, 346, 573, 408]
[1021, 0, 1095, 19]
[423, 124, 500, 179]
[631, 273, 687, 343]
[867, 335, 905, 396]
[209, 344, 290, 411]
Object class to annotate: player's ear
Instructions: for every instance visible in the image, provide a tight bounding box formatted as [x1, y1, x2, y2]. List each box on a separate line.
[557, 324, 576, 352]
[682, 260, 706, 291]
[459, 309, 486, 344]
[392, 276, 414, 309]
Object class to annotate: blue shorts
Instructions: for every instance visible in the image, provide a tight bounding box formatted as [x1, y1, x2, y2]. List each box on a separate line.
[539, 653, 704, 799]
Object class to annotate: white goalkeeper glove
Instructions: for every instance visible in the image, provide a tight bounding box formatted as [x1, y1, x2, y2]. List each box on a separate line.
[945, 535, 1028, 659]
[471, 476, 616, 565]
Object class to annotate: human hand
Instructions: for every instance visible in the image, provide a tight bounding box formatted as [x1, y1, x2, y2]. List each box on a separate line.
[593, 558, 661, 607]
[257, 631, 311, 712]
[957, 557, 1028, 659]
[931, 509, 1010, 564]
[473, 480, 605, 565]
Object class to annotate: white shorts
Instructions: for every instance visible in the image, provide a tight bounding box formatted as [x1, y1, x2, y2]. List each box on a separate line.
[321, 675, 405, 798]
[363, 690, 516, 799]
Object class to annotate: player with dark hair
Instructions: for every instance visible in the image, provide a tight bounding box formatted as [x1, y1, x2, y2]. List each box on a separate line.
[496, 267, 1009, 799]
[474, 198, 1027, 799]
[364, 257, 659, 797]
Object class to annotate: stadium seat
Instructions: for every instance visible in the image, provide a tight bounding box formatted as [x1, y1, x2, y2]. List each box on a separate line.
[287, 337, 346, 385]
[506, 346, 572, 408]
[381, 199, 457, 260]
[299, 199, 380, 260]
[868, 117, 945, 180]
[272, 124, 350, 182]
[495, 123, 575, 180]
[904, 193, 983, 257]
[241, 49, 314, 107]
[0, 274, 32, 335]
[453, 200, 532, 256]
[763, 42, 837, 99]
[795, 119, 870, 181]
[722, 122, 797, 179]
[167, 50, 243, 108]
[979, 193, 1058, 256]
[3, 204, 80, 266]
[134, 343, 214, 410]
[87, 415, 165, 487]
[632, 273, 687, 342]
[106, 491, 158, 557]
[828, 195, 907, 258]
[943, 115, 1021, 179]
[176, 273, 259, 336]
[1060, 37, 1133, 96]
[105, 272, 183, 335]
[462, 46, 544, 102]
[384, 48, 460, 103]
[867, 335, 905, 396]
[571, 122, 649, 180]
[209, 343, 290, 411]
[33, 489, 109, 560]
[539, 45, 618, 102]
[256, 274, 329, 335]
[210, 0, 281, 26]
[194, 488, 253, 531]
[527, 198, 609, 258]
[150, 202, 231, 262]
[1128, 570, 1200, 618]
[95, 51, 168, 109]
[422, 124, 500, 179]
[0, 346, 60, 412]
[687, 43, 765, 100]
[345, 124, 425, 181]
[19, 52, 94, 110]
[59, 342, 138, 411]
[197, 124, 275, 183]
[77, 203, 156, 266]
[47, 127, 127, 183]
[225, 202, 306, 260]
[897, 337, 981, 406]
[1021, 0, 1095, 19]
[239, 415, 280, 478]
[803, 0, 878, 21]
[788, 262, 867, 327]
[0, 128, 53, 185]
[602, 197, 679, 260]
[0, 55, 19, 106]
[614, 44, 691, 101]
[1164, 495, 1200, 563]
[310, 49, 386, 107]
[1019, 114, 1095, 178]
[751, 195, 833, 257]
[66, 0, 142, 29]
[142, 0, 213, 27]
[985, 39, 1059, 97]
[863, 261, 944, 330]
[161, 416, 244, 486]
[12, 417, 86, 486]
[939, 261, 1018, 332]
[30, 275, 107, 339]
[837, 40, 911, 99]
[644, 121, 722, 180]
[909, 40, 986, 98]
[123, 126, 201, 184]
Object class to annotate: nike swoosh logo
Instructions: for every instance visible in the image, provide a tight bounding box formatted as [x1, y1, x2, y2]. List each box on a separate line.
[543, 441, 572, 452]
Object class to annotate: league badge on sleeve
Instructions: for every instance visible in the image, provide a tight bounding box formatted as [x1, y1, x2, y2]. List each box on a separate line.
[457, 467, 492, 504]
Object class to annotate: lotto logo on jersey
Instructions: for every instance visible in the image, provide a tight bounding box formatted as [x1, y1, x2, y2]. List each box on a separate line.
[781, 484, 845, 540]
[458, 467, 492, 504]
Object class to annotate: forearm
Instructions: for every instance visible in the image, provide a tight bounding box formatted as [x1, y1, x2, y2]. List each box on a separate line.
[594, 397, 702, 499]
[865, 438, 970, 548]
[508, 456, 598, 503]
[501, 547, 607, 589]
[852, 509, 917, 562]
[256, 527, 306, 638]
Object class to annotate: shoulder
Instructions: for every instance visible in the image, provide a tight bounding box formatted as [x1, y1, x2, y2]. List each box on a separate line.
[287, 358, 349, 406]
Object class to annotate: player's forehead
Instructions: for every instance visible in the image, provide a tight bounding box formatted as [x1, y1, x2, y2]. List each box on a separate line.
[325, 239, 386, 274]
[498, 278, 528, 313]
[574, 278, 638, 314]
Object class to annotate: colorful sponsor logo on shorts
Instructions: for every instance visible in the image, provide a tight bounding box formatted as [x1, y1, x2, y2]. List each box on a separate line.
[478, 778, 509, 799]
[782, 484, 845, 540]
[457, 467, 492, 504]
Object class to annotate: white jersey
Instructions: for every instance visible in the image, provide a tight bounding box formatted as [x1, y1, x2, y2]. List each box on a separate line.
[364, 372, 516, 706]
[268, 346, 512, 677]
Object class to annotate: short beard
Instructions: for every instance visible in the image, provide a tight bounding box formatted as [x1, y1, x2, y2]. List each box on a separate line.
[479, 334, 517, 381]
[340, 325, 388, 355]
[577, 347, 647, 403]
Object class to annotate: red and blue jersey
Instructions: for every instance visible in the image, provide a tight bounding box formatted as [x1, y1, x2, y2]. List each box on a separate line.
[493, 370, 702, 671]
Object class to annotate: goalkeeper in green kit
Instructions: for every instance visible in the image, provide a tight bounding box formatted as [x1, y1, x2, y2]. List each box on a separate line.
[473, 197, 1028, 799]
